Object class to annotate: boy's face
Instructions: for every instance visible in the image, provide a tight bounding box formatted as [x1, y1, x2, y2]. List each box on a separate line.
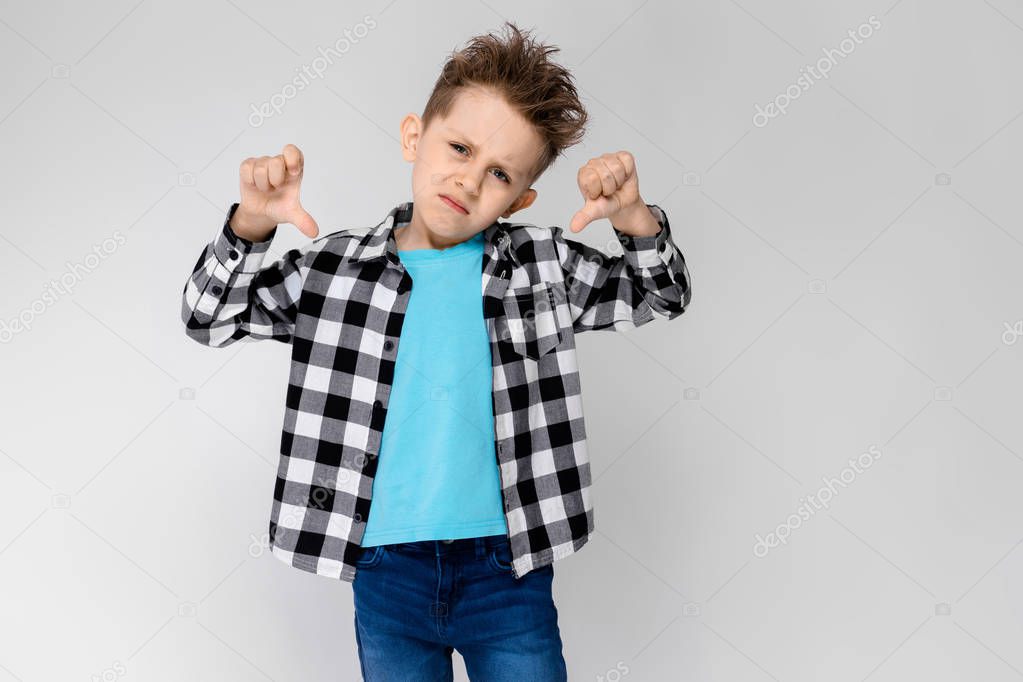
[399, 86, 544, 247]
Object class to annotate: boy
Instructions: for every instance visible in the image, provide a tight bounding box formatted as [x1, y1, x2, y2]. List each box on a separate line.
[181, 21, 691, 681]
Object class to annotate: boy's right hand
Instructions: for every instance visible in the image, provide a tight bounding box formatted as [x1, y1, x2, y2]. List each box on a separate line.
[231, 143, 319, 242]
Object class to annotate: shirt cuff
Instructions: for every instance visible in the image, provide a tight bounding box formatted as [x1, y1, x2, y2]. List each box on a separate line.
[614, 204, 674, 271]
[212, 203, 278, 275]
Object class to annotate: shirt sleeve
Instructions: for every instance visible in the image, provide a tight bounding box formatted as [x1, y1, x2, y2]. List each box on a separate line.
[552, 203, 692, 333]
[180, 202, 311, 347]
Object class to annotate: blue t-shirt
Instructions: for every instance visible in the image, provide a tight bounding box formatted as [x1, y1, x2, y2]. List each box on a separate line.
[359, 230, 508, 546]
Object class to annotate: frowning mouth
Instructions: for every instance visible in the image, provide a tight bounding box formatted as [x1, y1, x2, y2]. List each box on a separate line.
[439, 194, 469, 214]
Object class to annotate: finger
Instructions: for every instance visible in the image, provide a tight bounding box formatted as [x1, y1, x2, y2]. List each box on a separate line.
[577, 165, 602, 200]
[595, 158, 619, 197]
[614, 150, 636, 178]
[569, 203, 595, 233]
[268, 155, 286, 189]
[291, 208, 319, 238]
[282, 143, 304, 177]
[601, 155, 628, 189]
[253, 157, 271, 192]
[239, 158, 257, 189]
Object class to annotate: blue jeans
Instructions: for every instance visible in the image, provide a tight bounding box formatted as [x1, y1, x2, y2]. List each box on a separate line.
[352, 533, 568, 681]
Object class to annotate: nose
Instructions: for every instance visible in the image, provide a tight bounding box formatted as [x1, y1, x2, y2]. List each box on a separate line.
[455, 165, 484, 196]
[455, 176, 478, 196]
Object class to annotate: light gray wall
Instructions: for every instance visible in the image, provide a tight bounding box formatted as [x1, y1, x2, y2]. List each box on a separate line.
[2, 1, 1022, 680]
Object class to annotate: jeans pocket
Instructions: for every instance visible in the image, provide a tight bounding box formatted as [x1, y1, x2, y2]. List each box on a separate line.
[487, 541, 514, 574]
[355, 544, 385, 569]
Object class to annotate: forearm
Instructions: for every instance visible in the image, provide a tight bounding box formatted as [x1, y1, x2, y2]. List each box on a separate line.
[181, 203, 298, 347]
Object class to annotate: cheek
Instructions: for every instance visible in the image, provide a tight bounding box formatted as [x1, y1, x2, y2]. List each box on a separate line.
[416, 153, 451, 187]
[411, 162, 438, 193]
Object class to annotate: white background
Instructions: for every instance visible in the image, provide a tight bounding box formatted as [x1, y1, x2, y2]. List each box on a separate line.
[1, 1, 1023, 680]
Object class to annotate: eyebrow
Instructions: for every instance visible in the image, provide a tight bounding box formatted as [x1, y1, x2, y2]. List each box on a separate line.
[443, 126, 524, 172]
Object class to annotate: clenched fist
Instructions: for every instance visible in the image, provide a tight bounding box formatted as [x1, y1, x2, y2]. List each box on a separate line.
[231, 143, 319, 242]
[569, 151, 656, 236]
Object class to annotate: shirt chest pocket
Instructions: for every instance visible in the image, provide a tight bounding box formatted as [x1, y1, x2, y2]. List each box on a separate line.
[500, 281, 566, 360]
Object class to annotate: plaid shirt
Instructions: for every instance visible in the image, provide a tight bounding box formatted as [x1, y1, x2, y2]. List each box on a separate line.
[181, 199, 691, 582]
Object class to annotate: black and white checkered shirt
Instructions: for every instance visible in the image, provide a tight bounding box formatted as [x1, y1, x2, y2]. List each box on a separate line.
[181, 200, 691, 582]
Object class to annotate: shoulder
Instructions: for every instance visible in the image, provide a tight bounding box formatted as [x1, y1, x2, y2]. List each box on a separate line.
[312, 223, 376, 243]
[305, 202, 408, 261]
[496, 218, 577, 283]
[499, 217, 587, 267]
[500, 218, 560, 251]
[307, 224, 378, 259]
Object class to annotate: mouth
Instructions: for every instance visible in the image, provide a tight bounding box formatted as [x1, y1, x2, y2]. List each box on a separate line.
[439, 194, 469, 215]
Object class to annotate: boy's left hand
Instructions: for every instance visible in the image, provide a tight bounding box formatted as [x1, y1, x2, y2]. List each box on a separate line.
[569, 151, 657, 235]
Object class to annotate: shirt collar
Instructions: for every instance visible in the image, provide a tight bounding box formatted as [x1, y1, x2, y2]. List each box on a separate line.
[348, 201, 519, 266]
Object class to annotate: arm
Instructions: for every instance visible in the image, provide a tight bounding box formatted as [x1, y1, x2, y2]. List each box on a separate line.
[553, 203, 692, 333]
[181, 202, 315, 347]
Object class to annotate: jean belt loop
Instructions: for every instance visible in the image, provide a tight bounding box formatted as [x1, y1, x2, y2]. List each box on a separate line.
[475, 537, 485, 560]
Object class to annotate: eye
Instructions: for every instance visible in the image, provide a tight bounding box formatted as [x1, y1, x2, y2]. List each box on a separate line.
[450, 143, 511, 183]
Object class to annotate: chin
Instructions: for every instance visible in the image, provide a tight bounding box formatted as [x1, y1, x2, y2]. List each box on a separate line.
[432, 209, 473, 230]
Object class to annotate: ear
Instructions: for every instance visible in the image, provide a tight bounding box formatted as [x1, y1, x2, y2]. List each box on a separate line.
[400, 113, 422, 162]
[502, 188, 537, 218]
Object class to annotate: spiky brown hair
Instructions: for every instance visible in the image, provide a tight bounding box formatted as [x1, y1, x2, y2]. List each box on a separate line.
[422, 21, 589, 185]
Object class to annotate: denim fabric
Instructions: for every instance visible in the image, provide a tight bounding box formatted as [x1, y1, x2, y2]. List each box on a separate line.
[352, 534, 568, 681]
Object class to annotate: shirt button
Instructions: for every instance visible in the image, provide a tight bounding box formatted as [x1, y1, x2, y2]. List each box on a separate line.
[373, 400, 382, 410]
[228, 249, 239, 260]
[211, 285, 223, 295]
[383, 340, 393, 351]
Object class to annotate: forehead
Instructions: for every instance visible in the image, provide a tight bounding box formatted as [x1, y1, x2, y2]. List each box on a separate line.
[437, 87, 543, 169]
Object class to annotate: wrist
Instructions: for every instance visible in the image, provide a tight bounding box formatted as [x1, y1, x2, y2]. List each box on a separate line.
[611, 200, 658, 237]
[230, 206, 277, 243]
